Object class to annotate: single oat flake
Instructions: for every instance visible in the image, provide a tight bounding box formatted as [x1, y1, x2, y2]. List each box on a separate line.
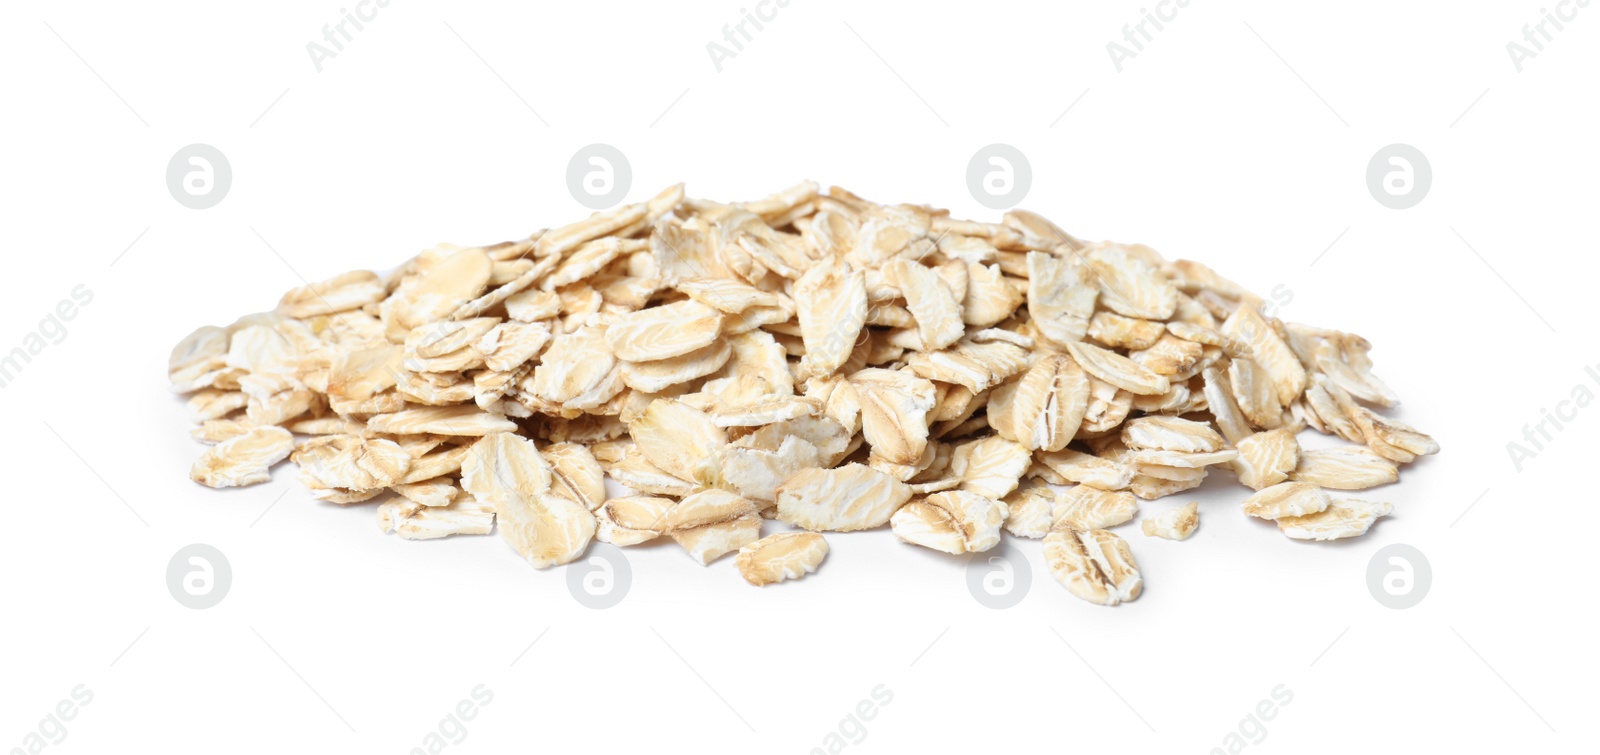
[1277, 498, 1393, 541]
[1044, 528, 1142, 606]
[890, 490, 1007, 555]
[737, 532, 829, 586]
[1142, 501, 1199, 540]
[171, 181, 1437, 604]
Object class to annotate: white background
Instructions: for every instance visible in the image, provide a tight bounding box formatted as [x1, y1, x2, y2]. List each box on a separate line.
[1, 1, 1594, 752]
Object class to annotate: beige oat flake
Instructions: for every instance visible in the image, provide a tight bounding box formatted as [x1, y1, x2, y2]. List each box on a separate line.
[775, 463, 912, 532]
[1277, 498, 1392, 541]
[737, 532, 829, 586]
[1241, 482, 1330, 521]
[1289, 446, 1399, 490]
[190, 426, 294, 488]
[1141, 501, 1199, 540]
[890, 490, 1007, 555]
[1044, 528, 1142, 606]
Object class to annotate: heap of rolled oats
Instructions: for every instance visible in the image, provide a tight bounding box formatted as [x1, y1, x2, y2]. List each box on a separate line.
[170, 182, 1438, 604]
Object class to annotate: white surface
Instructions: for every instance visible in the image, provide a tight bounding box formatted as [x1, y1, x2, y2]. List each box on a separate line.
[1, 1, 1594, 752]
